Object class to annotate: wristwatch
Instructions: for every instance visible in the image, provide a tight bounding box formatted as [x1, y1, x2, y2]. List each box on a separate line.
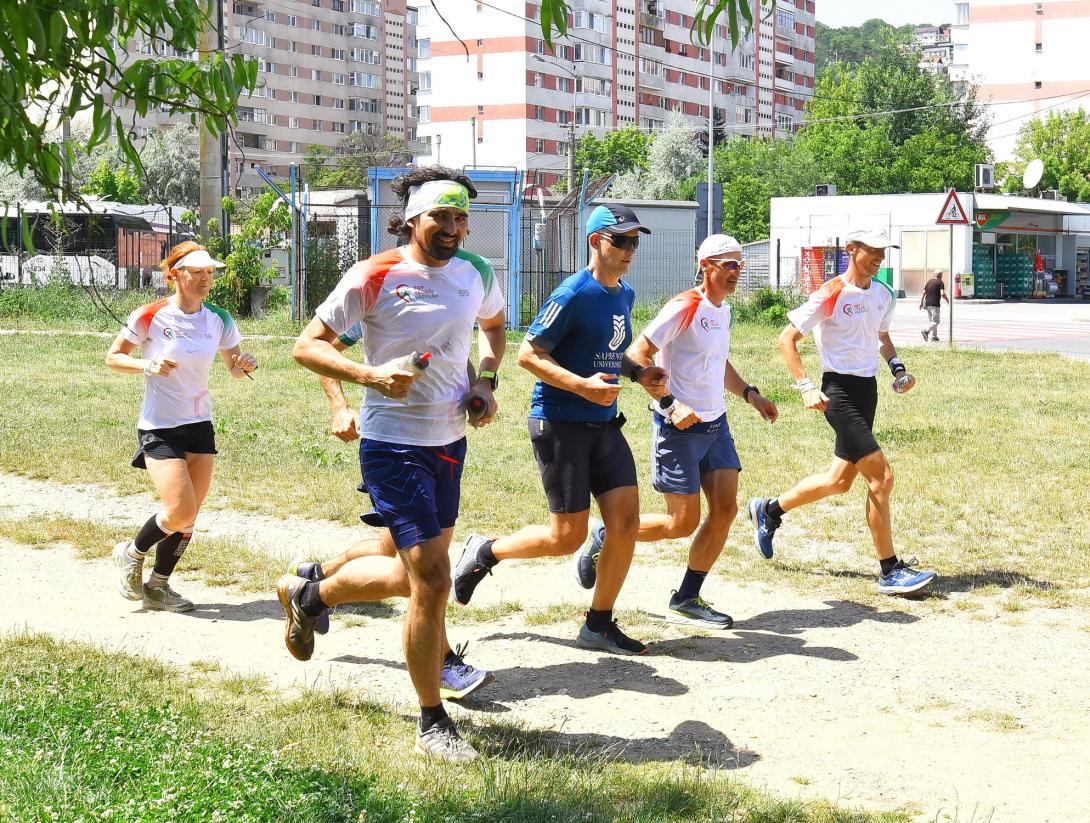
[742, 385, 759, 402]
[478, 369, 498, 390]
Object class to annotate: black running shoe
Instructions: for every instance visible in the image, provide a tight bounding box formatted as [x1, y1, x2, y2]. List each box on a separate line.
[576, 617, 648, 656]
[452, 535, 494, 606]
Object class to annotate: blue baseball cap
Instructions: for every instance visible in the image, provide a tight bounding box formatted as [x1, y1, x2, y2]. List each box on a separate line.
[586, 204, 652, 237]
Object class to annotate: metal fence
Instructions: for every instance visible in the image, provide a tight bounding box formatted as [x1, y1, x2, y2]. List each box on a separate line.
[303, 200, 368, 316]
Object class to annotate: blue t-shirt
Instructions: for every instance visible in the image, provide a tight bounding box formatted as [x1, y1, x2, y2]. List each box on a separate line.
[525, 268, 635, 422]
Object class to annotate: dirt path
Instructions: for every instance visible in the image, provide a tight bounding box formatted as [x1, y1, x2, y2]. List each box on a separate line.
[2, 473, 1088, 822]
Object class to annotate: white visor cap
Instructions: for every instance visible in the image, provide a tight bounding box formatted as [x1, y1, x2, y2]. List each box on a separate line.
[845, 228, 899, 249]
[697, 233, 743, 262]
[174, 249, 226, 269]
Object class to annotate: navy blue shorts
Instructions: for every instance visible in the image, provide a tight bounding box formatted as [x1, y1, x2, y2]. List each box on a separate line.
[358, 437, 467, 550]
[650, 413, 741, 495]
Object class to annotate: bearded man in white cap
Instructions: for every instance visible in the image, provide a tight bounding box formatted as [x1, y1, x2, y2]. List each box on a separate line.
[747, 228, 937, 596]
[286, 166, 507, 762]
[571, 234, 778, 630]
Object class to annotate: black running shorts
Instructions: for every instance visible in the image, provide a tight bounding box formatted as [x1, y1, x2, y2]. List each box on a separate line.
[131, 420, 217, 469]
[528, 414, 638, 514]
[821, 373, 881, 464]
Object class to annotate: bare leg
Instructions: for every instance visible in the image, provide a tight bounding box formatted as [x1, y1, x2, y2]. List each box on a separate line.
[590, 485, 639, 611]
[490, 511, 589, 560]
[777, 456, 858, 513]
[399, 529, 455, 707]
[636, 493, 700, 542]
[144, 457, 200, 532]
[688, 470, 739, 572]
[321, 531, 396, 577]
[855, 449, 896, 560]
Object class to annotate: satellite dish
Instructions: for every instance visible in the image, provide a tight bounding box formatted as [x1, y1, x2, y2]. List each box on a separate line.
[1023, 158, 1044, 190]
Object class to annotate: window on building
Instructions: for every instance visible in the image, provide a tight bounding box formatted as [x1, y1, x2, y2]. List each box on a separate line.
[331, 48, 345, 60]
[1034, 80, 1043, 88]
[263, 10, 275, 21]
[287, 14, 296, 26]
[312, 69, 322, 81]
[418, 38, 431, 58]
[534, 138, 545, 153]
[351, 23, 378, 38]
[477, 71, 483, 79]
[332, 73, 346, 85]
[312, 20, 321, 31]
[418, 71, 431, 91]
[533, 71, 543, 87]
[954, 2, 968, 24]
[1036, 42, 1043, 53]
[312, 44, 322, 56]
[312, 0, 321, 7]
[332, 122, 346, 133]
[332, 22, 345, 35]
[407, 8, 418, 23]
[535, 105, 545, 119]
[332, 98, 345, 109]
[332, 0, 344, 9]
[289, 116, 299, 128]
[418, 105, 430, 122]
[290, 90, 299, 103]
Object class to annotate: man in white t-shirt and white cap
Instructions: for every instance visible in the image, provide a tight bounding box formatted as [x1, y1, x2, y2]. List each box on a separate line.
[747, 228, 937, 595]
[571, 234, 778, 628]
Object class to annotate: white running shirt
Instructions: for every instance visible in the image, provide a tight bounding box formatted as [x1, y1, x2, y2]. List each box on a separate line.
[121, 300, 242, 429]
[787, 275, 896, 377]
[315, 247, 505, 447]
[641, 287, 732, 422]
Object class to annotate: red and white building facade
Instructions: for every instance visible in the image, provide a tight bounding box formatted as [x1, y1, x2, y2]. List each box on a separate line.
[950, 0, 1090, 159]
[414, 0, 815, 188]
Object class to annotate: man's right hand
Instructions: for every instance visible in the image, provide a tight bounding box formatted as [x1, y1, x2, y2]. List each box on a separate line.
[580, 372, 622, 407]
[802, 387, 829, 411]
[669, 401, 702, 430]
[367, 365, 416, 399]
[331, 407, 360, 442]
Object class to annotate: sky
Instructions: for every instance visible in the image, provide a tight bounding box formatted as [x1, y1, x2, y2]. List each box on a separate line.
[815, 0, 954, 28]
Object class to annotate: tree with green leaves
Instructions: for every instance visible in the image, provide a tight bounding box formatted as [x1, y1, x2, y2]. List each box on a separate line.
[81, 160, 143, 203]
[573, 127, 652, 183]
[814, 19, 917, 77]
[611, 112, 701, 200]
[1002, 109, 1090, 202]
[303, 133, 412, 189]
[1, 0, 254, 203]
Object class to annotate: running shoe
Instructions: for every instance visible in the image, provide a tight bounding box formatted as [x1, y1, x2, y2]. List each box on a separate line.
[878, 557, 936, 595]
[747, 497, 780, 560]
[276, 574, 318, 661]
[920, 330, 928, 342]
[112, 541, 145, 601]
[452, 535, 494, 606]
[572, 518, 605, 590]
[287, 559, 329, 635]
[667, 592, 734, 629]
[414, 717, 479, 762]
[439, 642, 495, 700]
[142, 582, 194, 613]
[576, 618, 648, 656]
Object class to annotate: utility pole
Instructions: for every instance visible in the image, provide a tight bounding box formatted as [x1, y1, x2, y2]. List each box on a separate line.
[568, 121, 577, 193]
[706, 31, 715, 238]
[470, 117, 477, 168]
[198, 0, 224, 240]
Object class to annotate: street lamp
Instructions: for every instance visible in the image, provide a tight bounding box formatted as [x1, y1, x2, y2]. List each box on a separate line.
[532, 53, 578, 191]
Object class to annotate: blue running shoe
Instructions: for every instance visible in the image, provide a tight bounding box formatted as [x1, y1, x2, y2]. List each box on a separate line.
[572, 518, 605, 589]
[576, 618, 648, 656]
[439, 642, 495, 700]
[747, 497, 779, 560]
[287, 559, 329, 635]
[452, 535, 494, 606]
[878, 557, 936, 595]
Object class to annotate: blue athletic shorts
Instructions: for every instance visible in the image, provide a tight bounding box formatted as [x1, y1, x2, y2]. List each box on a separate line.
[650, 413, 741, 495]
[358, 437, 467, 550]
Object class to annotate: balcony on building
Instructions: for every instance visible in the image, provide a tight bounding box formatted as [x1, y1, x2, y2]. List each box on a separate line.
[640, 0, 664, 30]
[232, 1, 264, 17]
[639, 70, 665, 91]
[774, 44, 794, 65]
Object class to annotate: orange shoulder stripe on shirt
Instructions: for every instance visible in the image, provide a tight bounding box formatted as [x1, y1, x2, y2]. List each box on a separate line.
[133, 298, 170, 337]
[358, 248, 403, 313]
[815, 276, 847, 318]
[669, 288, 704, 333]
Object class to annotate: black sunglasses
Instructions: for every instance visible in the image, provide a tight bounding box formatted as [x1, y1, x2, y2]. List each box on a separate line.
[603, 233, 640, 250]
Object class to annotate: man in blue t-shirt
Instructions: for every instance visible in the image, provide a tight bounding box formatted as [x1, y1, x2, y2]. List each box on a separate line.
[452, 204, 666, 655]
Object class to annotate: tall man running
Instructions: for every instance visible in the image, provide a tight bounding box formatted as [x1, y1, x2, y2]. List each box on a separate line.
[285, 323, 495, 702]
[284, 166, 506, 762]
[453, 204, 666, 656]
[747, 228, 937, 595]
[572, 235, 778, 629]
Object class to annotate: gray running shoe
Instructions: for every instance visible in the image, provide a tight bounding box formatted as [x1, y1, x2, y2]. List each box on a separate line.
[572, 518, 605, 589]
[414, 718, 479, 762]
[667, 592, 734, 630]
[452, 535, 494, 606]
[576, 619, 648, 656]
[113, 541, 145, 601]
[276, 574, 317, 661]
[142, 582, 194, 613]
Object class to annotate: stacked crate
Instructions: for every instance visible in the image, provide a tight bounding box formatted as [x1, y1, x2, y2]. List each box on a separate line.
[996, 252, 1033, 299]
[972, 245, 996, 298]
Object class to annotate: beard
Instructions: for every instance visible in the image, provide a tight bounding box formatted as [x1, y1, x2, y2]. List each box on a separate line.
[426, 235, 460, 260]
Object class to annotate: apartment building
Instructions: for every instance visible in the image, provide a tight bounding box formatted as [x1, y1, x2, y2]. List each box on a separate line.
[950, 0, 1090, 159]
[120, 0, 424, 193]
[912, 24, 953, 74]
[414, 0, 815, 189]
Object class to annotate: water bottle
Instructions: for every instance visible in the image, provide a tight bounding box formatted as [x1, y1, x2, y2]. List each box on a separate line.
[891, 373, 914, 394]
[466, 394, 488, 423]
[387, 351, 431, 403]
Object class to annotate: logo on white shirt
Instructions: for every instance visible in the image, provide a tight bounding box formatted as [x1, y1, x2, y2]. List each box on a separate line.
[842, 302, 867, 317]
[700, 316, 721, 331]
[395, 284, 440, 302]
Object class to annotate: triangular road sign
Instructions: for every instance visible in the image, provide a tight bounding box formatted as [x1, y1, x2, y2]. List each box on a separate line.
[936, 189, 969, 225]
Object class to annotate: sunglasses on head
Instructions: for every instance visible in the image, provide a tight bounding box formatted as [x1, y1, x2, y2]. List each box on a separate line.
[602, 233, 640, 250]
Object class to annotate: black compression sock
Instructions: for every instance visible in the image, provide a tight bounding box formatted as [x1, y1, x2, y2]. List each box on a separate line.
[152, 531, 191, 577]
[585, 608, 612, 632]
[880, 555, 899, 576]
[676, 568, 708, 603]
[420, 702, 448, 732]
[133, 515, 169, 553]
[765, 498, 785, 521]
[478, 539, 498, 568]
[299, 580, 328, 617]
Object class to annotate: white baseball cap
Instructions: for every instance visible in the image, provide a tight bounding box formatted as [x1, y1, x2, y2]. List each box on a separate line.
[845, 228, 899, 249]
[174, 248, 226, 269]
[697, 233, 743, 261]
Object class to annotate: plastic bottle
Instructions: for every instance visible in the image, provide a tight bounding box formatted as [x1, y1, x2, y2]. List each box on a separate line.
[387, 351, 431, 403]
[891, 373, 914, 394]
[466, 394, 488, 423]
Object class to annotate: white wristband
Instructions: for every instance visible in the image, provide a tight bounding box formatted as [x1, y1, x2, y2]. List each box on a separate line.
[792, 378, 815, 393]
[143, 359, 155, 376]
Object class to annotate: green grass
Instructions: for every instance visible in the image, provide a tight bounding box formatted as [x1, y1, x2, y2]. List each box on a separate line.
[0, 633, 906, 823]
[1, 322, 1089, 608]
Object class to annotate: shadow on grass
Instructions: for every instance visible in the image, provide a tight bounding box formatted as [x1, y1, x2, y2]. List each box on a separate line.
[478, 717, 760, 770]
[652, 630, 857, 663]
[735, 599, 919, 634]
